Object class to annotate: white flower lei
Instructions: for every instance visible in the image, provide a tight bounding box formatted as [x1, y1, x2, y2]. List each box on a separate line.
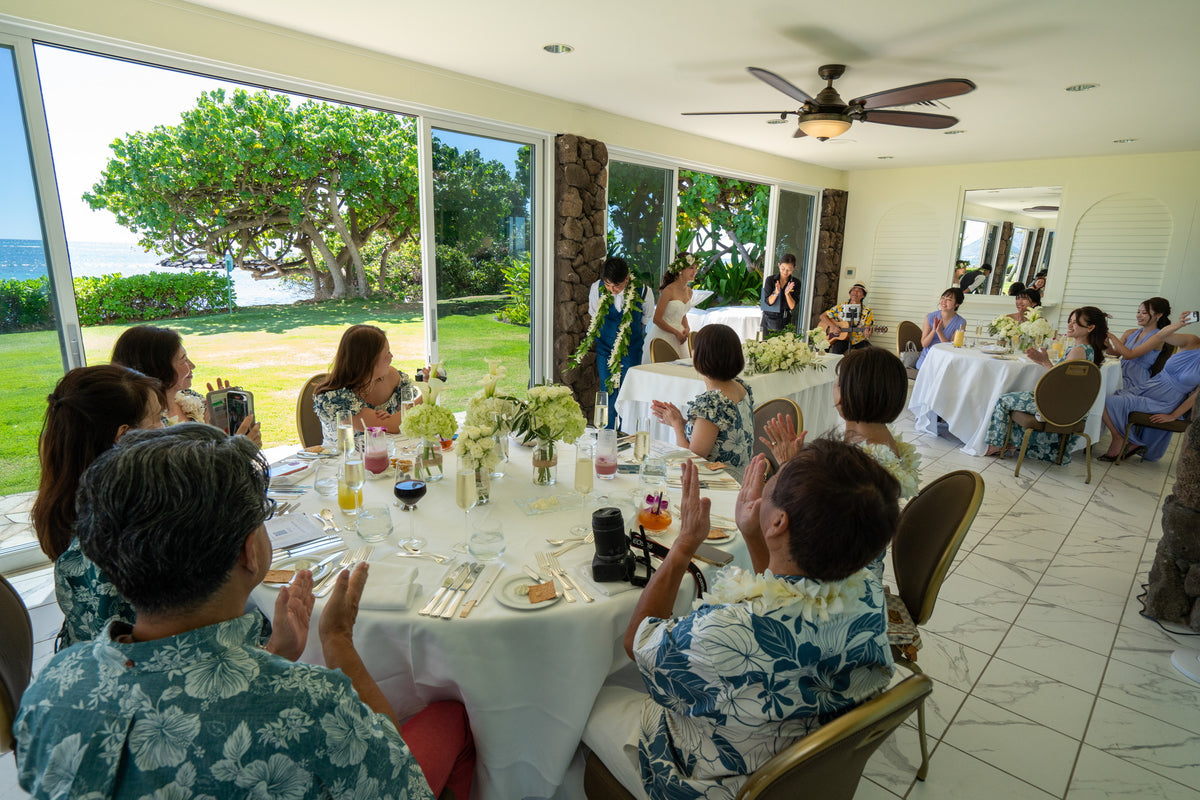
[568, 281, 644, 390]
[698, 565, 868, 623]
[174, 391, 205, 423]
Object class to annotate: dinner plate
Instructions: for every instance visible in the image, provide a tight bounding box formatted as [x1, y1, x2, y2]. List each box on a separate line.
[494, 575, 562, 610]
[979, 345, 1007, 355]
[264, 554, 337, 587]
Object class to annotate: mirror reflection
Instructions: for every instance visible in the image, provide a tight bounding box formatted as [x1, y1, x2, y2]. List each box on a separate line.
[953, 186, 1061, 296]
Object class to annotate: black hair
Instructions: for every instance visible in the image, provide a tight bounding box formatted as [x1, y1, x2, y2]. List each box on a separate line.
[1018, 288, 1042, 306]
[779, 253, 796, 266]
[111, 325, 184, 388]
[941, 287, 965, 308]
[837, 348, 907, 424]
[1069, 306, 1110, 366]
[1143, 297, 1172, 329]
[601, 257, 630, 286]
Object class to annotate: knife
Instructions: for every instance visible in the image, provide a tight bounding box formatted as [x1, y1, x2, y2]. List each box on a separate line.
[432, 564, 478, 618]
[460, 565, 501, 618]
[419, 563, 469, 616]
[440, 563, 485, 619]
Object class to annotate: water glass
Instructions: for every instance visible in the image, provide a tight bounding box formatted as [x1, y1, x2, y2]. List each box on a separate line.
[355, 506, 393, 543]
[468, 515, 506, 561]
[314, 462, 339, 496]
[639, 455, 667, 490]
[595, 428, 618, 480]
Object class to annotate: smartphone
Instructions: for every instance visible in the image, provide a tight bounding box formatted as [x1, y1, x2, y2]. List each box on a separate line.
[226, 389, 254, 435]
[1182, 311, 1199, 325]
[206, 388, 230, 432]
[692, 542, 735, 567]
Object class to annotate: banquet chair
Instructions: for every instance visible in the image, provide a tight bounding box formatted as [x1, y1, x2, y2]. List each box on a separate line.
[582, 674, 933, 800]
[1117, 408, 1193, 464]
[752, 397, 803, 475]
[649, 338, 679, 363]
[0, 573, 34, 755]
[296, 372, 328, 448]
[896, 320, 923, 379]
[688, 329, 697, 353]
[1002, 360, 1102, 484]
[885, 469, 984, 781]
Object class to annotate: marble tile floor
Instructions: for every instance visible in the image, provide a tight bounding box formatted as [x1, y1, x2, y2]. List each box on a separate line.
[2, 410, 1199, 799]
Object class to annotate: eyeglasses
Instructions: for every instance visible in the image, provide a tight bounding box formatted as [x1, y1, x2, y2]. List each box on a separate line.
[264, 498, 279, 521]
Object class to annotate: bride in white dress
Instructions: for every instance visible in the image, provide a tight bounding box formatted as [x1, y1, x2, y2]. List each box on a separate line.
[642, 256, 699, 363]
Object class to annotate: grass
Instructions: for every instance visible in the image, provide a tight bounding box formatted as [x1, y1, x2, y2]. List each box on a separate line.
[0, 296, 531, 494]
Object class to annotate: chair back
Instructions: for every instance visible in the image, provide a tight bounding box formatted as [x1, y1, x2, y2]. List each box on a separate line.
[297, 373, 328, 448]
[752, 398, 803, 474]
[896, 320, 922, 355]
[1149, 343, 1176, 377]
[735, 674, 933, 800]
[891, 471, 984, 625]
[0, 573, 33, 754]
[650, 338, 680, 363]
[1033, 360, 1101, 429]
[688, 329, 697, 353]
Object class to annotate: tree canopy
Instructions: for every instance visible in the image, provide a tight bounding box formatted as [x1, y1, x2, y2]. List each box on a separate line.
[676, 170, 769, 270]
[85, 89, 420, 299]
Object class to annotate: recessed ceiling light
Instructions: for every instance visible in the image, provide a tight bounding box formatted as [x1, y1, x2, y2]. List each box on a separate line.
[1065, 83, 1098, 92]
[766, 117, 788, 125]
[1112, 138, 1139, 144]
[542, 43, 574, 54]
[877, 156, 894, 160]
[943, 130, 965, 135]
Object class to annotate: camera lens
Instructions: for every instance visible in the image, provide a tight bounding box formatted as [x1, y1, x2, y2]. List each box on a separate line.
[592, 507, 627, 559]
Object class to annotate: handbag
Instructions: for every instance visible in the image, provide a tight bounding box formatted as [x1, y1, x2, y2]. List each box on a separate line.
[900, 341, 921, 369]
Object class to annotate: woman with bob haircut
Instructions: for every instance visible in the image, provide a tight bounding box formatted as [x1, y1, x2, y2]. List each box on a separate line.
[651, 324, 754, 471]
[1006, 287, 1043, 324]
[313, 324, 415, 445]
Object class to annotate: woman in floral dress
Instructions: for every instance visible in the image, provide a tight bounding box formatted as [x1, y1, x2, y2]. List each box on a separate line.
[983, 306, 1109, 462]
[313, 324, 414, 446]
[651, 324, 754, 473]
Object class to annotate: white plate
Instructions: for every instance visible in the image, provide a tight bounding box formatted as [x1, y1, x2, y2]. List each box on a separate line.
[494, 575, 562, 610]
[264, 554, 337, 587]
[979, 345, 1007, 355]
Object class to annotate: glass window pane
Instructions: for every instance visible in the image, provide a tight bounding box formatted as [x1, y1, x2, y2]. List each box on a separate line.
[607, 160, 671, 286]
[771, 189, 817, 328]
[677, 170, 768, 306]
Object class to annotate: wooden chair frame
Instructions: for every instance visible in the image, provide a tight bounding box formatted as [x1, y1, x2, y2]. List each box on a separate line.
[296, 372, 328, 448]
[1001, 360, 1101, 484]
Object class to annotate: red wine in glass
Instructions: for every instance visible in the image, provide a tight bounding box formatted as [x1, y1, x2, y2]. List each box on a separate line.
[394, 478, 427, 511]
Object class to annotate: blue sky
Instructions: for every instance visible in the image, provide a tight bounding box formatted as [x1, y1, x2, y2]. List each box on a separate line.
[1, 45, 523, 245]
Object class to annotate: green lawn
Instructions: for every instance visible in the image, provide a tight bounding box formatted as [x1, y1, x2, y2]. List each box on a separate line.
[0, 297, 530, 494]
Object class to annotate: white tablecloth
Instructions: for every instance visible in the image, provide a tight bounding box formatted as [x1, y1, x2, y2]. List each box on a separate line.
[614, 356, 843, 444]
[686, 305, 763, 342]
[908, 343, 1123, 456]
[254, 443, 747, 800]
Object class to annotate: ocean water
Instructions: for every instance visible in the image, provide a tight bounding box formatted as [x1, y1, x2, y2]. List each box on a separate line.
[0, 238, 308, 307]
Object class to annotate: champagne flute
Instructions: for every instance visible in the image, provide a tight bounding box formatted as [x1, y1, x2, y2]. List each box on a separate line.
[336, 410, 355, 457]
[455, 467, 478, 522]
[340, 454, 365, 517]
[593, 391, 609, 430]
[634, 417, 650, 462]
[573, 435, 595, 535]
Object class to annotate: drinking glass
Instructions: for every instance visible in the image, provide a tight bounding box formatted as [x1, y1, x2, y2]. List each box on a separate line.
[455, 467, 478, 522]
[468, 515, 506, 561]
[634, 417, 651, 462]
[593, 391, 609, 430]
[595, 428, 618, 480]
[339, 455, 365, 516]
[392, 477, 427, 549]
[336, 410, 355, 457]
[314, 462, 339, 497]
[355, 506, 393, 543]
[639, 455, 667, 491]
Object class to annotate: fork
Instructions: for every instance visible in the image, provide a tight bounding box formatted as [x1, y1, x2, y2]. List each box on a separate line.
[556, 532, 595, 556]
[537, 552, 575, 603]
[313, 545, 371, 597]
[549, 551, 593, 603]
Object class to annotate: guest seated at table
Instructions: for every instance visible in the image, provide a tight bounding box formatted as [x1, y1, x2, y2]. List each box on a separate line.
[1008, 281, 1026, 297]
[643, 252, 698, 362]
[16, 424, 474, 800]
[1106, 297, 1172, 393]
[650, 324, 754, 473]
[1099, 312, 1200, 462]
[33, 365, 163, 649]
[1006, 287, 1042, 323]
[112, 324, 260, 445]
[314, 324, 414, 443]
[582, 446, 898, 800]
[915, 287, 966, 369]
[983, 306, 1109, 461]
[818, 283, 875, 355]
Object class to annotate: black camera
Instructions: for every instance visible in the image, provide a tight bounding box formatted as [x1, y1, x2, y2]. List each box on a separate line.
[591, 507, 636, 583]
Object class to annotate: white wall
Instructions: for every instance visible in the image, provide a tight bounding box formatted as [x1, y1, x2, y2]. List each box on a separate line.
[843, 152, 1200, 349]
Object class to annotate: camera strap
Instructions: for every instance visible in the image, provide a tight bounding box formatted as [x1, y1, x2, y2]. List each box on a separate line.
[628, 528, 708, 599]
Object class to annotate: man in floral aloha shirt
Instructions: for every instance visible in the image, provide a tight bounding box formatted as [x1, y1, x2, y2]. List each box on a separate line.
[583, 441, 899, 800]
[16, 424, 472, 799]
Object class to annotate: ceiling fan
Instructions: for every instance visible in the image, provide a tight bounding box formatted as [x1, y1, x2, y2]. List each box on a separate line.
[684, 65, 976, 141]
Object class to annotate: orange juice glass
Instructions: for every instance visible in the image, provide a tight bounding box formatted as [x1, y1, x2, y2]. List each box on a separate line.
[637, 508, 672, 532]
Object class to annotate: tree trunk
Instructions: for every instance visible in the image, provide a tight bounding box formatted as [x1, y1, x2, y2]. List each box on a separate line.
[302, 220, 347, 298]
[324, 189, 369, 297]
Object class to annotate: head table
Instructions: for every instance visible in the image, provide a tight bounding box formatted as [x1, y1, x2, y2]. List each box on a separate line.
[908, 343, 1123, 456]
[254, 441, 748, 800]
[685, 305, 763, 342]
[614, 354, 843, 443]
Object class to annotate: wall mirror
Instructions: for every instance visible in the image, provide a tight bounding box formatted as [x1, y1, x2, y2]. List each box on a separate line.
[953, 186, 1061, 296]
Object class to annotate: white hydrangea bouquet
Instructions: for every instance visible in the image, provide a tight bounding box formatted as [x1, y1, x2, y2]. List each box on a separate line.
[742, 332, 824, 376]
[806, 326, 831, 353]
[511, 384, 586, 485]
[400, 365, 456, 481]
[1017, 308, 1055, 351]
[464, 358, 521, 431]
[988, 313, 1019, 340]
[454, 423, 501, 472]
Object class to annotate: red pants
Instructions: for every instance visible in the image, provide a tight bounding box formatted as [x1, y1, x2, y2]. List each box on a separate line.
[401, 700, 476, 799]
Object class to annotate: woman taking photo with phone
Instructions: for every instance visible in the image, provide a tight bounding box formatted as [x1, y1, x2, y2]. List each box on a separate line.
[1105, 297, 1172, 393]
[314, 324, 415, 444]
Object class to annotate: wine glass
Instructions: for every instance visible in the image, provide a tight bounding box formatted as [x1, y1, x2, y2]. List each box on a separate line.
[393, 477, 428, 549]
[572, 435, 595, 535]
[593, 391, 609, 430]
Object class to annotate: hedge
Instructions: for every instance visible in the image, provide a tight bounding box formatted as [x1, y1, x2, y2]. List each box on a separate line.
[73, 271, 235, 324]
[0, 276, 54, 332]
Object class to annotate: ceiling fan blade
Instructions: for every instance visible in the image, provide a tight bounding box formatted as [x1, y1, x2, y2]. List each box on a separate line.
[849, 78, 976, 110]
[681, 110, 793, 116]
[792, 127, 808, 139]
[747, 67, 814, 105]
[860, 109, 959, 129]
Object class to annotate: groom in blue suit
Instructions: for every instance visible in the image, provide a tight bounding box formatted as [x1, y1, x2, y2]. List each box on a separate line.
[587, 258, 654, 429]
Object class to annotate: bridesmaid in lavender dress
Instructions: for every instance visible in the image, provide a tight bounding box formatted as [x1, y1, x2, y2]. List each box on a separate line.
[1106, 297, 1172, 393]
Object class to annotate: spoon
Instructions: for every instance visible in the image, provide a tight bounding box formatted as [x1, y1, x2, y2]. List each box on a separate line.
[545, 534, 587, 546]
[393, 544, 450, 564]
[319, 508, 342, 533]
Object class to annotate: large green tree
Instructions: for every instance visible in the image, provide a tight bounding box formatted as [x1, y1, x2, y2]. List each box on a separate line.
[85, 89, 420, 299]
[432, 140, 524, 256]
[676, 170, 769, 270]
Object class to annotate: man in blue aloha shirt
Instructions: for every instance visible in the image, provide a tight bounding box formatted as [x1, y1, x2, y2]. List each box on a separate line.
[16, 424, 472, 799]
[584, 441, 899, 799]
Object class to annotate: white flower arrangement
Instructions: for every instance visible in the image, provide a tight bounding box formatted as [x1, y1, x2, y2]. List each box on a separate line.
[454, 423, 501, 471]
[465, 358, 522, 430]
[512, 384, 586, 444]
[1017, 308, 1055, 350]
[742, 332, 824, 376]
[401, 364, 456, 440]
[806, 327, 830, 352]
[988, 313, 1019, 339]
[174, 391, 205, 423]
[699, 565, 868, 623]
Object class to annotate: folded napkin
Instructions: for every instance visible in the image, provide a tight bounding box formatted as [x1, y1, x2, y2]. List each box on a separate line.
[358, 563, 420, 611]
[269, 458, 313, 486]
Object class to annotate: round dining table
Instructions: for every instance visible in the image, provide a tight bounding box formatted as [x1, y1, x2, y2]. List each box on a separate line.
[254, 440, 747, 800]
[908, 343, 1123, 456]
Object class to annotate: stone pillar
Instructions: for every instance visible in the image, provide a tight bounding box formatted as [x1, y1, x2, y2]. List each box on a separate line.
[989, 222, 1013, 294]
[1143, 392, 1200, 630]
[553, 134, 608, 417]
[809, 189, 847, 328]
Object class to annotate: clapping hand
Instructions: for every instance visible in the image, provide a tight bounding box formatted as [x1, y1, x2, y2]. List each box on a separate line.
[320, 562, 369, 647]
[735, 454, 769, 543]
[265, 569, 315, 662]
[673, 460, 711, 556]
[651, 400, 684, 429]
[1027, 347, 1052, 367]
[758, 413, 805, 465]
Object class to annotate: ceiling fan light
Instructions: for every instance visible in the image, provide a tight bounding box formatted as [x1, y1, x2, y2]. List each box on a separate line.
[797, 114, 852, 140]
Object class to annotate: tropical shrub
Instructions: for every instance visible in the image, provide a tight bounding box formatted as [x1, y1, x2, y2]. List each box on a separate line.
[0, 277, 54, 332]
[74, 271, 234, 324]
[498, 257, 530, 325]
[693, 258, 763, 307]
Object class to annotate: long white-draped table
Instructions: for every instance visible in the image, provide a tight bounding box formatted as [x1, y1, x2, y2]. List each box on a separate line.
[254, 443, 747, 800]
[908, 343, 1123, 456]
[686, 305, 763, 342]
[614, 355, 843, 444]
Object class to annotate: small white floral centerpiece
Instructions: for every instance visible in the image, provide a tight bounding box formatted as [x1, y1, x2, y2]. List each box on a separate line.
[464, 358, 521, 431]
[1017, 308, 1055, 351]
[806, 327, 831, 353]
[454, 422, 499, 503]
[988, 313, 1019, 341]
[742, 332, 824, 376]
[512, 384, 586, 485]
[400, 366, 456, 481]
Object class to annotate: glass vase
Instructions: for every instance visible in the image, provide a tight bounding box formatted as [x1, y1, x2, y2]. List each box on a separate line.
[532, 438, 558, 486]
[491, 418, 509, 479]
[416, 436, 444, 482]
[475, 466, 491, 505]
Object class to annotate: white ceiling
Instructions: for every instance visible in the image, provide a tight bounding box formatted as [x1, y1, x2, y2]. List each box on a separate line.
[184, 0, 1200, 172]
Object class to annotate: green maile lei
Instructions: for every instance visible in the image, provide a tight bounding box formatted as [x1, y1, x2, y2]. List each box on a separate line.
[568, 281, 644, 391]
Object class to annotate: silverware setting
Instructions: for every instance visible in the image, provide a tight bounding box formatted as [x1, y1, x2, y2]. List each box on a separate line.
[538, 551, 593, 603]
[554, 532, 595, 555]
[439, 563, 485, 619]
[313, 545, 372, 597]
[460, 565, 501, 618]
[420, 563, 470, 616]
[537, 552, 575, 603]
[271, 534, 343, 559]
[392, 544, 451, 564]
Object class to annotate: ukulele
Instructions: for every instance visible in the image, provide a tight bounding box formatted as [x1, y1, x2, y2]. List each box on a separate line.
[820, 320, 890, 343]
